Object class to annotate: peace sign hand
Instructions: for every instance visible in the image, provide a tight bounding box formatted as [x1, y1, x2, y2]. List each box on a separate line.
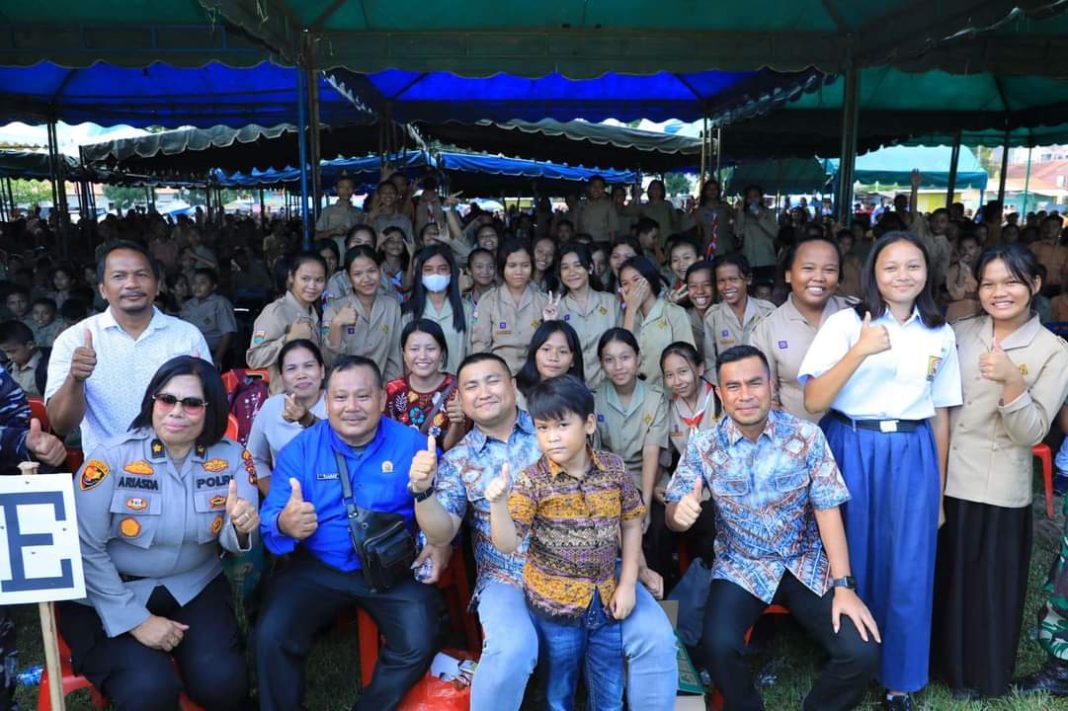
[542, 291, 563, 322]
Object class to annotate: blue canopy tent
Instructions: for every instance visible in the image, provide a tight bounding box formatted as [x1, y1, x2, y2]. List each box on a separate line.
[215, 151, 638, 194]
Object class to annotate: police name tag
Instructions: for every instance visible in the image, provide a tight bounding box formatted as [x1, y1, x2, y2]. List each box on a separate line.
[0, 474, 86, 605]
[317, 472, 340, 481]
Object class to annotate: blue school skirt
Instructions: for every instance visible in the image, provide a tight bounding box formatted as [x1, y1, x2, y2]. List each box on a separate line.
[821, 413, 940, 693]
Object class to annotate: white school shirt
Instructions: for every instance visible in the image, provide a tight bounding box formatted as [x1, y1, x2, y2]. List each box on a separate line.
[797, 307, 962, 420]
[45, 307, 212, 456]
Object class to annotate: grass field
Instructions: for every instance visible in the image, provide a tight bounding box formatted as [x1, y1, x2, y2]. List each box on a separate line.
[10, 489, 1068, 710]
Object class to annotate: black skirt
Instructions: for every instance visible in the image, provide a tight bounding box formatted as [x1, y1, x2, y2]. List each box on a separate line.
[931, 495, 1033, 697]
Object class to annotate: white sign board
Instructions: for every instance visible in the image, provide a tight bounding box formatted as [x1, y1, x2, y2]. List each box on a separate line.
[0, 474, 85, 605]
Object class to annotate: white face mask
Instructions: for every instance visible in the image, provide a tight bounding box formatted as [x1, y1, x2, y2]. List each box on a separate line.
[421, 273, 451, 293]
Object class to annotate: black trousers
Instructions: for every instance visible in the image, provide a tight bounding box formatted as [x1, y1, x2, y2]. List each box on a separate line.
[702, 573, 879, 711]
[254, 555, 443, 711]
[58, 574, 248, 711]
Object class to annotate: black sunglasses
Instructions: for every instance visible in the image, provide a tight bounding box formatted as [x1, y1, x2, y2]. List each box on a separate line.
[153, 393, 209, 412]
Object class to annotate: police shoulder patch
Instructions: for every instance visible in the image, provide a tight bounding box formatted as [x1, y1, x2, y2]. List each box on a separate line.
[80, 460, 110, 491]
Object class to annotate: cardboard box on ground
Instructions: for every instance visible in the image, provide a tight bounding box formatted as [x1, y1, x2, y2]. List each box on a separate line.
[660, 599, 707, 710]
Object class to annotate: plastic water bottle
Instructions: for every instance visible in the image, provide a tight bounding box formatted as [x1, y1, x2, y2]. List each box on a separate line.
[17, 665, 43, 687]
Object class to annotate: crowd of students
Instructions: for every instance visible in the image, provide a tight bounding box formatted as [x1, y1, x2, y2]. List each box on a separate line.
[3, 171, 1068, 710]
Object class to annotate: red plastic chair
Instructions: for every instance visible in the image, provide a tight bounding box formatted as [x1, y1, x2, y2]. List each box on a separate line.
[28, 395, 49, 432]
[39, 611, 204, 711]
[1034, 443, 1055, 519]
[224, 413, 240, 440]
[709, 604, 791, 710]
[357, 547, 480, 687]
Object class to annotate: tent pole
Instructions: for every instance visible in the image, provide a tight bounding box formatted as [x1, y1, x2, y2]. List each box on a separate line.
[945, 129, 961, 210]
[296, 66, 312, 249]
[260, 188, 266, 223]
[714, 128, 722, 181]
[306, 49, 323, 221]
[996, 128, 1010, 210]
[1022, 146, 1033, 217]
[835, 67, 860, 226]
[46, 121, 59, 213]
[699, 115, 708, 187]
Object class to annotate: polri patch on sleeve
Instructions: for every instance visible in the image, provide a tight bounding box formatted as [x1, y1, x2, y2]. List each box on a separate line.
[80, 460, 110, 491]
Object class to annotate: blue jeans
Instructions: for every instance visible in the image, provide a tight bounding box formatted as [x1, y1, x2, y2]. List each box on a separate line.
[532, 590, 623, 711]
[471, 579, 677, 711]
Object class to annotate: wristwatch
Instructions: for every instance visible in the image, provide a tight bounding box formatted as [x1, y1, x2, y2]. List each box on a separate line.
[831, 576, 857, 590]
[408, 482, 435, 503]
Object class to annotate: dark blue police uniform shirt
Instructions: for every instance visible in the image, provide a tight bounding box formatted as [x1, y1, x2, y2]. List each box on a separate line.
[261, 417, 427, 572]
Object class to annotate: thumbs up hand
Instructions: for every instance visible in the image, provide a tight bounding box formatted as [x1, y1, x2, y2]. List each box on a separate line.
[484, 463, 512, 505]
[672, 478, 704, 530]
[71, 329, 97, 382]
[226, 478, 259, 535]
[979, 336, 1020, 384]
[25, 418, 66, 466]
[409, 435, 438, 494]
[279, 477, 318, 540]
[853, 311, 891, 357]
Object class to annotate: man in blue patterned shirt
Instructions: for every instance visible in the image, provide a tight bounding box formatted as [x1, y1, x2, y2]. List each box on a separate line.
[666, 345, 880, 711]
[414, 353, 677, 711]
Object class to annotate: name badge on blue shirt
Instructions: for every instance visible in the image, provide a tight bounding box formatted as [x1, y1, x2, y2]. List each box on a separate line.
[317, 471, 340, 480]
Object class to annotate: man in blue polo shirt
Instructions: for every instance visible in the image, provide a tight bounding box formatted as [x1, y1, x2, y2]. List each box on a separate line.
[255, 356, 443, 711]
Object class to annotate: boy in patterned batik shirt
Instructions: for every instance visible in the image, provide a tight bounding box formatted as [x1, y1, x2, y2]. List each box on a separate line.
[487, 374, 652, 711]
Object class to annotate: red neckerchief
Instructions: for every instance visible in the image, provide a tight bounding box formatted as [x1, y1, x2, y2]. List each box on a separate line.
[678, 382, 715, 428]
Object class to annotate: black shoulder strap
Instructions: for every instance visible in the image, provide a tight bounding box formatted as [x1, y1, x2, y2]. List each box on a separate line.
[333, 449, 365, 549]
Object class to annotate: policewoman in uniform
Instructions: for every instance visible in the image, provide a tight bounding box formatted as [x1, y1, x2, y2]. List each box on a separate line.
[58, 356, 260, 711]
[247, 252, 327, 392]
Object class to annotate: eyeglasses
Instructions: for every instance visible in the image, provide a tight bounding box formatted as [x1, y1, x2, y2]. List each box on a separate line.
[153, 393, 208, 413]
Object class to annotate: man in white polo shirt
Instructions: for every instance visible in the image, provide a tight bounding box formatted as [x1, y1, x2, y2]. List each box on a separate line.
[45, 241, 211, 456]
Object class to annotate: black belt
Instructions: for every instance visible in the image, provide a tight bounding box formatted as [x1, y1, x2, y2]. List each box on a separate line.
[829, 410, 924, 433]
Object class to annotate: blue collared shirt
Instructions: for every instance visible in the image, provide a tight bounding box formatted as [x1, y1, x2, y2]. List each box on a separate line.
[665, 409, 850, 603]
[261, 417, 428, 572]
[435, 409, 543, 592]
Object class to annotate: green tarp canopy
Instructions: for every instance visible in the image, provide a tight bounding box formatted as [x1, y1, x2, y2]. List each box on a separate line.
[826, 146, 988, 190]
[728, 159, 830, 195]
[0, 150, 80, 180]
[2, 1, 1061, 77]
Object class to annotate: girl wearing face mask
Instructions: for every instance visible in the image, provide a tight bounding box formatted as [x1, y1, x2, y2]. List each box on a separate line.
[469, 239, 551, 375]
[514, 320, 585, 410]
[385, 319, 467, 451]
[556, 242, 620, 389]
[403, 245, 473, 375]
[247, 253, 326, 392]
[750, 236, 851, 422]
[323, 246, 403, 380]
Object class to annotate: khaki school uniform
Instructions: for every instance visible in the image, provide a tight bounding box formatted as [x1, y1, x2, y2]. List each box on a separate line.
[593, 380, 669, 487]
[469, 284, 547, 376]
[247, 291, 322, 393]
[575, 197, 620, 244]
[702, 297, 776, 379]
[401, 298, 473, 375]
[750, 294, 851, 422]
[180, 293, 237, 352]
[631, 297, 694, 388]
[688, 308, 707, 365]
[946, 314, 1068, 507]
[559, 290, 620, 389]
[323, 294, 404, 381]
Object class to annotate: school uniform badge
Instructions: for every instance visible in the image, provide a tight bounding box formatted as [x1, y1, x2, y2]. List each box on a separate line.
[252, 330, 266, 345]
[211, 516, 224, 535]
[119, 517, 141, 537]
[125, 497, 148, 511]
[80, 460, 110, 491]
[926, 355, 943, 381]
[123, 460, 154, 476]
[209, 495, 227, 510]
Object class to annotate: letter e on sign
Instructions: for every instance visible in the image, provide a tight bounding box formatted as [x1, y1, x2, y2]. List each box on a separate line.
[0, 474, 86, 605]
